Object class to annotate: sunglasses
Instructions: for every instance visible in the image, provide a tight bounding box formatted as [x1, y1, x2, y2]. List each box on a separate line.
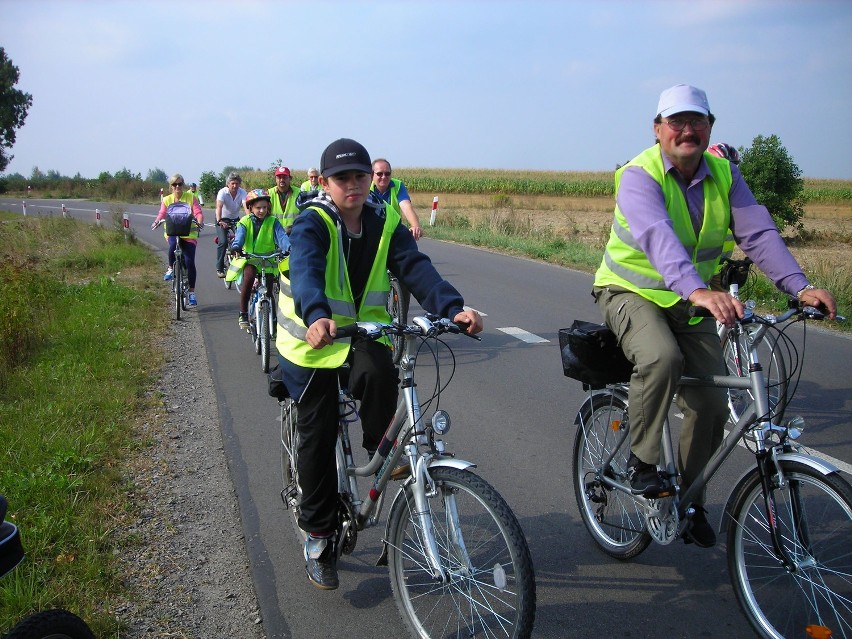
[172, 182, 184, 187]
[373, 172, 391, 177]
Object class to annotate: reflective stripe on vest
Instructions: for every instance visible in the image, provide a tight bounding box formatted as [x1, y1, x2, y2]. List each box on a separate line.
[594, 145, 732, 307]
[270, 186, 301, 227]
[162, 192, 200, 239]
[276, 205, 400, 368]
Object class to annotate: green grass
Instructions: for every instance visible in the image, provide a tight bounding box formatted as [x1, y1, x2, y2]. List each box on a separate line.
[0, 216, 167, 636]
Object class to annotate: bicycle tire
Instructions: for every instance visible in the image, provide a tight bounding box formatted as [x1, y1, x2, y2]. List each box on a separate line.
[259, 299, 271, 373]
[249, 297, 260, 353]
[174, 257, 182, 321]
[387, 277, 409, 365]
[722, 323, 787, 425]
[727, 460, 852, 639]
[386, 466, 536, 639]
[279, 399, 306, 544]
[3, 608, 96, 639]
[573, 390, 652, 560]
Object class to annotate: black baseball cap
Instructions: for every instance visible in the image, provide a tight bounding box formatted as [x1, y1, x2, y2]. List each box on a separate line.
[320, 138, 372, 178]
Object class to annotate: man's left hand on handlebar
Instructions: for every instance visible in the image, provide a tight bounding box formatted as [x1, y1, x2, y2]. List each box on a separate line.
[799, 288, 837, 320]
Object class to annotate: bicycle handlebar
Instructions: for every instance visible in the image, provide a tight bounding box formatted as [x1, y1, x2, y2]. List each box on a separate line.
[235, 250, 288, 260]
[689, 300, 844, 323]
[335, 314, 482, 341]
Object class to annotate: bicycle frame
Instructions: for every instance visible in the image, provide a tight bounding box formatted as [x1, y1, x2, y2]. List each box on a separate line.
[580, 313, 828, 551]
[330, 320, 476, 581]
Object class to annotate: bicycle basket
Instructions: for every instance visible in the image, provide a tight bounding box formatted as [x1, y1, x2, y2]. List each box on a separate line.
[559, 320, 632, 388]
[165, 202, 194, 236]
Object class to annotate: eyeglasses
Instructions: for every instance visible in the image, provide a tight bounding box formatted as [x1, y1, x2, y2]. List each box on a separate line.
[664, 117, 710, 132]
[373, 172, 391, 177]
[172, 182, 184, 187]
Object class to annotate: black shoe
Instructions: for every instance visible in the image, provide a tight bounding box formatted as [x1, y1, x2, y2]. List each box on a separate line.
[627, 453, 664, 494]
[683, 505, 716, 548]
[305, 536, 338, 590]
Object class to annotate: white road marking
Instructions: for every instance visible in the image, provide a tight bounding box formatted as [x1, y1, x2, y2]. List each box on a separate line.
[497, 327, 549, 344]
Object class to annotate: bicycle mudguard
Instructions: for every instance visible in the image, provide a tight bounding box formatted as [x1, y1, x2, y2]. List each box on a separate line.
[573, 387, 629, 426]
[719, 451, 840, 533]
[378, 457, 477, 565]
[0, 521, 24, 578]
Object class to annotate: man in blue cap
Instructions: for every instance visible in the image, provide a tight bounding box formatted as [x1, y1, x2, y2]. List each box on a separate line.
[592, 84, 836, 548]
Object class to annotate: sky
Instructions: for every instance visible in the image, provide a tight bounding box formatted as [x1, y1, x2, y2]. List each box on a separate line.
[2, 0, 851, 181]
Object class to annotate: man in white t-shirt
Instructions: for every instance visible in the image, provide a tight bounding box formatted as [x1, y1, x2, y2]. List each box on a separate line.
[215, 172, 248, 277]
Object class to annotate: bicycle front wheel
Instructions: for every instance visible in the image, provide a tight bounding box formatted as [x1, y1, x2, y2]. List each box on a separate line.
[4, 608, 96, 639]
[259, 299, 271, 373]
[727, 460, 852, 639]
[386, 466, 536, 639]
[280, 399, 305, 544]
[722, 324, 787, 424]
[223, 251, 233, 289]
[174, 258, 183, 320]
[573, 390, 652, 559]
[387, 277, 408, 365]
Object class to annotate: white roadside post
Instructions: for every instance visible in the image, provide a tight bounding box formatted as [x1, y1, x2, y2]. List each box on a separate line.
[429, 196, 439, 226]
[95, 208, 102, 227]
[21, 201, 26, 216]
[61, 203, 68, 218]
[123, 212, 130, 241]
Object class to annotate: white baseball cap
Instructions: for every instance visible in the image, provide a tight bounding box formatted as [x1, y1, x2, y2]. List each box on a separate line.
[656, 84, 710, 118]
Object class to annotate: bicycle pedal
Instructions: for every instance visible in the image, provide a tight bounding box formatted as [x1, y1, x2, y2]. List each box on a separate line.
[632, 485, 676, 498]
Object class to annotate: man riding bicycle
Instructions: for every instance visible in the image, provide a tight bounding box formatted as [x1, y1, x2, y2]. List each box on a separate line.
[592, 84, 835, 548]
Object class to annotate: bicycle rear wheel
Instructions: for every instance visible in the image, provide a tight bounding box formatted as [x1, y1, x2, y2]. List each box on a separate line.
[573, 389, 652, 559]
[722, 324, 787, 424]
[280, 399, 305, 544]
[259, 299, 271, 373]
[727, 460, 852, 639]
[387, 276, 408, 365]
[386, 466, 536, 639]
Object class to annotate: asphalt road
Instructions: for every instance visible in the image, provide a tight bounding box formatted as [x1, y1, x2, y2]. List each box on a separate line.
[4, 198, 851, 638]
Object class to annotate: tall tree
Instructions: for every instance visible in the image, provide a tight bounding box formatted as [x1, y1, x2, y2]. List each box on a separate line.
[0, 48, 33, 173]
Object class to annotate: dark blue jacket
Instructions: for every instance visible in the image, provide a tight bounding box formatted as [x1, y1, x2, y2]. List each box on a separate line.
[278, 193, 466, 400]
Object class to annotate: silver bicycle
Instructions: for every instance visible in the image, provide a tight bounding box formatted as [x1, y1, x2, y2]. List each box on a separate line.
[277, 315, 536, 638]
[565, 302, 849, 639]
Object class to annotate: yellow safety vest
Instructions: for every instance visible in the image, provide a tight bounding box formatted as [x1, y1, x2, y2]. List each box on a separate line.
[276, 205, 399, 368]
[371, 178, 403, 215]
[594, 145, 732, 307]
[269, 185, 301, 227]
[162, 192, 200, 240]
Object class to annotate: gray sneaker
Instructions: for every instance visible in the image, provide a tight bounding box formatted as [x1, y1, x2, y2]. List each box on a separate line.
[304, 536, 338, 590]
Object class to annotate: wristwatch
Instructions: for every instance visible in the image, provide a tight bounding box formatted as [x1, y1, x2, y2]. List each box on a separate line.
[796, 284, 816, 299]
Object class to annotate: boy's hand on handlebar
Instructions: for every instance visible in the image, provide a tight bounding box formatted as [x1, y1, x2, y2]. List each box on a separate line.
[800, 288, 837, 320]
[307, 318, 336, 349]
[688, 289, 743, 326]
[452, 309, 484, 335]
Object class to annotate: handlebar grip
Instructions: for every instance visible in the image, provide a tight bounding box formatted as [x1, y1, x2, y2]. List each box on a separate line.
[334, 324, 361, 339]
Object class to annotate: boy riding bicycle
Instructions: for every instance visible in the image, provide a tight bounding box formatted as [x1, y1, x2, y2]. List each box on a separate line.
[229, 189, 291, 329]
[274, 138, 482, 590]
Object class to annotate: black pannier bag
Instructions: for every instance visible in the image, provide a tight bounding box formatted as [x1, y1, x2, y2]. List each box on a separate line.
[559, 320, 633, 388]
[165, 201, 194, 237]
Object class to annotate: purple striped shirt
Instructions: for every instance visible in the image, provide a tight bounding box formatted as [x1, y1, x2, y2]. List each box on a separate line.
[616, 148, 808, 300]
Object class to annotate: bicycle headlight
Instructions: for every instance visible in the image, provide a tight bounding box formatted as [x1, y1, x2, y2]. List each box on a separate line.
[431, 410, 451, 435]
[784, 415, 805, 440]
